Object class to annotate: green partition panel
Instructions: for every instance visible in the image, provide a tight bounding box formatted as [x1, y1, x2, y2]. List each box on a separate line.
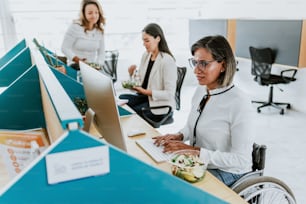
[0, 66, 45, 129]
[0, 47, 32, 87]
[0, 130, 227, 204]
[0, 39, 26, 69]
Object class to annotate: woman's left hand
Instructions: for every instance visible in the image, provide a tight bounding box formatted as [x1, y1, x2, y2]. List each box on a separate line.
[162, 140, 198, 153]
[133, 86, 152, 96]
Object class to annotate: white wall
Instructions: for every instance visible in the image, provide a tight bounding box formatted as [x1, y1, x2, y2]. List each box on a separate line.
[1, 0, 306, 84]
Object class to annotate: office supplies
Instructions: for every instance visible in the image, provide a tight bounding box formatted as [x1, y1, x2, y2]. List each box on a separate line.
[127, 129, 146, 137]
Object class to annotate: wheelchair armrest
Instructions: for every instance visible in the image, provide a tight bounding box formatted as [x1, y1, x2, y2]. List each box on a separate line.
[141, 105, 173, 128]
[280, 69, 297, 81]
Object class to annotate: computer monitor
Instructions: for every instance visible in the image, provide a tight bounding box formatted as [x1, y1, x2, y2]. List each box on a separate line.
[79, 62, 127, 151]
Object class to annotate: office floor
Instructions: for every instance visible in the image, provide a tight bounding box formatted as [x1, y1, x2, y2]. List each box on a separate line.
[154, 59, 306, 204]
[115, 57, 305, 203]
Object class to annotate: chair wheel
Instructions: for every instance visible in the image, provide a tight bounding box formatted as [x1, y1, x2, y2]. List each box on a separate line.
[287, 104, 291, 109]
[280, 109, 284, 115]
[257, 108, 261, 113]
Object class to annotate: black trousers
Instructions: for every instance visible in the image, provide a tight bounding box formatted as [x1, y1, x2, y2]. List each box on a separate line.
[119, 93, 149, 116]
[119, 93, 173, 127]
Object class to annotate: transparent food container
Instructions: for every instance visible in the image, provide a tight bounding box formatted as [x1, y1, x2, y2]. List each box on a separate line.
[170, 150, 207, 183]
[121, 80, 137, 89]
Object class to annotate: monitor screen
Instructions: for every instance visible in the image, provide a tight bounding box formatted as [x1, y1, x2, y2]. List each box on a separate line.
[79, 62, 127, 151]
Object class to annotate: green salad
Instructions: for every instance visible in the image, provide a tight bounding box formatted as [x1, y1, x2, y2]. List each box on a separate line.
[171, 152, 206, 183]
[122, 80, 137, 89]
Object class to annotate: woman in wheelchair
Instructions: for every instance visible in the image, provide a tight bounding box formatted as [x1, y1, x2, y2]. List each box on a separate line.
[154, 35, 255, 187]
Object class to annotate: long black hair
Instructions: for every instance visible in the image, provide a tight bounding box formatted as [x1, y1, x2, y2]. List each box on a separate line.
[142, 23, 174, 59]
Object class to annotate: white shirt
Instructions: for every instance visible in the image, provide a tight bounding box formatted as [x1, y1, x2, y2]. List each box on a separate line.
[180, 84, 255, 174]
[61, 23, 105, 65]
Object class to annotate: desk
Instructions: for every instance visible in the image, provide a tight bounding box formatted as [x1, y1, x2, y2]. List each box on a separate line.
[0, 110, 247, 203]
[91, 110, 247, 204]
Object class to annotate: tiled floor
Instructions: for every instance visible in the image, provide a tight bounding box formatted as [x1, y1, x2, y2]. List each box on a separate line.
[155, 59, 306, 204]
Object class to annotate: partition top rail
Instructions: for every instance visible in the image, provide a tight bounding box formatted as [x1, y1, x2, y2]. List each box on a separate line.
[30, 43, 83, 130]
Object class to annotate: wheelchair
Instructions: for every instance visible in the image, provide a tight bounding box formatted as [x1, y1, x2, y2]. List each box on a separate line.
[230, 143, 296, 204]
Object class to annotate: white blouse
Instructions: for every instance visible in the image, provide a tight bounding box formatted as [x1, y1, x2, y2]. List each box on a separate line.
[180, 84, 255, 174]
[61, 23, 105, 66]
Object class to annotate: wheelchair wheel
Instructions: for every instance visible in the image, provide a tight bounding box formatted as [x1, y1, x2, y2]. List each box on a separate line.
[232, 176, 296, 204]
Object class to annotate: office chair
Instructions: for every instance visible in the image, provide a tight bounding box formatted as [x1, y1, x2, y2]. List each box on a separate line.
[103, 50, 119, 83]
[141, 66, 187, 128]
[231, 143, 296, 204]
[249, 46, 297, 115]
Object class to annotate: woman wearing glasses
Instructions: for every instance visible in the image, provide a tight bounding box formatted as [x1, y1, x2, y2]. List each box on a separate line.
[154, 35, 254, 187]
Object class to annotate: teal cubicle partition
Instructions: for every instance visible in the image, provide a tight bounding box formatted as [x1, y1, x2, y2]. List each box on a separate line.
[0, 39, 26, 69]
[0, 47, 32, 87]
[51, 67, 85, 103]
[46, 53, 78, 80]
[0, 45, 227, 203]
[33, 38, 77, 80]
[0, 65, 45, 130]
[0, 129, 227, 204]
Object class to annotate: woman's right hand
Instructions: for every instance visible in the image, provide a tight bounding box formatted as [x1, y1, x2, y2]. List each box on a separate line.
[72, 56, 86, 64]
[153, 133, 183, 147]
[128, 65, 137, 76]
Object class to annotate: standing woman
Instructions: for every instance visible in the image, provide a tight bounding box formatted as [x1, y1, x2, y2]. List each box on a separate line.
[154, 35, 255, 187]
[61, 0, 106, 70]
[119, 23, 177, 123]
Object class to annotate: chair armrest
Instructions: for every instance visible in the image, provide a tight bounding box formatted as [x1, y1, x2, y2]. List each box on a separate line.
[141, 105, 173, 128]
[280, 69, 297, 82]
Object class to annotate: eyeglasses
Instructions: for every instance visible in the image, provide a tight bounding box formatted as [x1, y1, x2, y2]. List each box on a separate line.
[188, 58, 217, 71]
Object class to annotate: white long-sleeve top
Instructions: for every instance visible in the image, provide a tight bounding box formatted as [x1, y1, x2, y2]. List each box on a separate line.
[61, 23, 105, 66]
[180, 84, 255, 174]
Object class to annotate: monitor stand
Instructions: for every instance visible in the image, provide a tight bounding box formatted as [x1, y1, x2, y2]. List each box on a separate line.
[83, 108, 95, 133]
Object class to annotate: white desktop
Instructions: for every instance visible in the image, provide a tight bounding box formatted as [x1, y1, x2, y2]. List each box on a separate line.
[79, 62, 127, 151]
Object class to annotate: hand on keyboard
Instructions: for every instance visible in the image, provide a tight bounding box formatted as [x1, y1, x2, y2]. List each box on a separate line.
[136, 138, 173, 163]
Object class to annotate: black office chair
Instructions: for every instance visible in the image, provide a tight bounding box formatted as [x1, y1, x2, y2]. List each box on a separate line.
[141, 66, 187, 128]
[103, 50, 119, 83]
[249, 46, 297, 115]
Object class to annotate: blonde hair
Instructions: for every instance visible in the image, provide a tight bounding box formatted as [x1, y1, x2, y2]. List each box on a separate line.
[77, 0, 106, 33]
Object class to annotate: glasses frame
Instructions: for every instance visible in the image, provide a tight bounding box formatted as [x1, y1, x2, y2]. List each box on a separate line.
[188, 58, 218, 71]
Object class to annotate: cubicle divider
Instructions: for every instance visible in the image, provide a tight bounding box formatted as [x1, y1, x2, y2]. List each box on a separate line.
[0, 47, 32, 87]
[0, 65, 45, 130]
[0, 39, 26, 69]
[33, 38, 78, 80]
[0, 44, 227, 203]
[46, 53, 78, 80]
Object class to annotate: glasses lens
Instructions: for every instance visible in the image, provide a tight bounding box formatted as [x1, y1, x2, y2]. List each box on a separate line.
[189, 58, 196, 68]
